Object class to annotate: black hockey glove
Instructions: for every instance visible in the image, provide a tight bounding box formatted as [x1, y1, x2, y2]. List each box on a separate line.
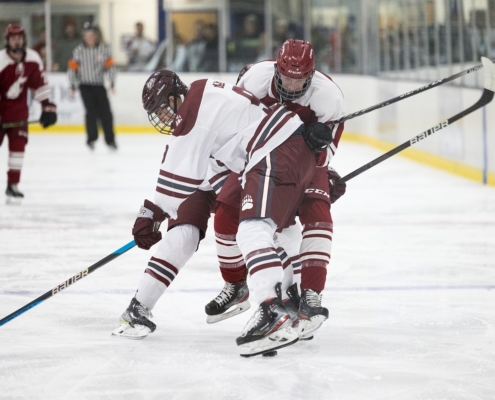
[40, 101, 57, 128]
[303, 122, 333, 153]
[328, 167, 346, 204]
[132, 200, 169, 250]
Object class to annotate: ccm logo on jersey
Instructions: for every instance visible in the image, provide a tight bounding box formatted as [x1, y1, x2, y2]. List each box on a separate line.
[410, 121, 448, 144]
[52, 269, 89, 295]
[304, 188, 330, 198]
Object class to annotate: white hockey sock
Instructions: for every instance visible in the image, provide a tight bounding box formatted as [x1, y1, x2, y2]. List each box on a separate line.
[136, 224, 200, 309]
[237, 218, 283, 303]
[275, 223, 303, 295]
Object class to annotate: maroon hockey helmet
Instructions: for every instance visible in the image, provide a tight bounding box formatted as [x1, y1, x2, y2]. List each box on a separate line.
[5, 24, 26, 53]
[275, 39, 315, 102]
[142, 70, 189, 134]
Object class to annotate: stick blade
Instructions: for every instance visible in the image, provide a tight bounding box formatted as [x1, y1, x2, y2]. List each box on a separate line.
[481, 57, 495, 92]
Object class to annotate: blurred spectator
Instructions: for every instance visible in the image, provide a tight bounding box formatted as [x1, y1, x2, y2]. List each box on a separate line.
[272, 18, 302, 54]
[54, 18, 80, 72]
[186, 20, 206, 72]
[126, 22, 156, 71]
[68, 22, 117, 150]
[228, 14, 263, 69]
[200, 23, 219, 72]
[32, 28, 58, 71]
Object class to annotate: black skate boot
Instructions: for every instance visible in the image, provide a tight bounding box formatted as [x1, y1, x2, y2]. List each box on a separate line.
[281, 283, 314, 341]
[6, 184, 24, 205]
[205, 280, 250, 323]
[292, 289, 329, 339]
[112, 297, 156, 340]
[236, 294, 299, 357]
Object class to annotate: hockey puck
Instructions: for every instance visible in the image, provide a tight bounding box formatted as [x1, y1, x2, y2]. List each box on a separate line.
[262, 350, 277, 357]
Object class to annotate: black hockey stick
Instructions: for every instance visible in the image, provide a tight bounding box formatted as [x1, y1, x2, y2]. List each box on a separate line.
[1, 120, 39, 129]
[333, 58, 495, 126]
[0, 240, 136, 327]
[337, 57, 495, 184]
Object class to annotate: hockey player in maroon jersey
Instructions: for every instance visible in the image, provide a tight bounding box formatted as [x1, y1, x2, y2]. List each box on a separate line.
[205, 39, 346, 339]
[0, 24, 57, 204]
[113, 69, 333, 356]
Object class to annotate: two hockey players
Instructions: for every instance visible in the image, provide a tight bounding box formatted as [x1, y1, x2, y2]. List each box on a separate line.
[114, 40, 346, 357]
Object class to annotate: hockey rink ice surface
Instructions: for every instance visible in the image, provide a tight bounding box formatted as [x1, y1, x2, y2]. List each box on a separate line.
[1, 133, 495, 400]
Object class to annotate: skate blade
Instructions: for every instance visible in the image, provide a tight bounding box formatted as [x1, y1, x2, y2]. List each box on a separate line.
[6, 196, 22, 205]
[293, 315, 327, 338]
[111, 323, 151, 340]
[206, 300, 251, 324]
[239, 326, 299, 357]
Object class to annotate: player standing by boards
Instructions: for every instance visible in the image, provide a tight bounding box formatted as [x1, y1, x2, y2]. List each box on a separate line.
[113, 69, 334, 356]
[205, 39, 346, 339]
[0, 24, 57, 204]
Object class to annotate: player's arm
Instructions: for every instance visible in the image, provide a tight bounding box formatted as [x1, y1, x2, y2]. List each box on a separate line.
[68, 46, 81, 93]
[27, 50, 57, 128]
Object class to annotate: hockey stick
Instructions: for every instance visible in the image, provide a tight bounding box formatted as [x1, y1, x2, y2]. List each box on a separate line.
[333, 58, 494, 127]
[337, 57, 495, 184]
[1, 120, 40, 129]
[0, 240, 136, 327]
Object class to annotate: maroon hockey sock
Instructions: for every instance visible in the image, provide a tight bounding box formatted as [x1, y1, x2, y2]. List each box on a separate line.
[301, 266, 327, 292]
[220, 264, 247, 283]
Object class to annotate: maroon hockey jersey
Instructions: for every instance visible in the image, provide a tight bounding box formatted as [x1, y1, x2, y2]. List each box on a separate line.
[0, 48, 50, 123]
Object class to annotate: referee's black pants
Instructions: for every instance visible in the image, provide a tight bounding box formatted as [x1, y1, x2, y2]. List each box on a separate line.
[79, 84, 116, 145]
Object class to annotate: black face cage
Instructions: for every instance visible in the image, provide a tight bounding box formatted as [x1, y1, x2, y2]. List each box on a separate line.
[274, 65, 315, 102]
[148, 74, 179, 135]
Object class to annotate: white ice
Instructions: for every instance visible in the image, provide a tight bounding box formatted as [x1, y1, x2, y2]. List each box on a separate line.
[1, 133, 495, 400]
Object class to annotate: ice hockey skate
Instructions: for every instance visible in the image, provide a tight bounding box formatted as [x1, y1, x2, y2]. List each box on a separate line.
[205, 280, 250, 323]
[292, 289, 329, 339]
[112, 297, 156, 340]
[5, 184, 24, 205]
[282, 283, 314, 340]
[236, 296, 299, 357]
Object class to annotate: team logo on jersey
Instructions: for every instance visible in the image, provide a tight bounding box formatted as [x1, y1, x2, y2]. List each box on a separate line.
[241, 195, 253, 211]
[6, 76, 27, 99]
[175, 115, 182, 127]
[16, 63, 24, 75]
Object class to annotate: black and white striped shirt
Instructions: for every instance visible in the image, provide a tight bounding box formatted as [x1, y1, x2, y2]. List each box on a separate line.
[68, 43, 116, 88]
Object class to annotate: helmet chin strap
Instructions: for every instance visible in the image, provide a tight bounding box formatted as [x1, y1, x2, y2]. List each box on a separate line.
[172, 74, 178, 114]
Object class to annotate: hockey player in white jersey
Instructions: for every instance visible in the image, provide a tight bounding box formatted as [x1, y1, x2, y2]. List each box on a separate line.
[207, 39, 346, 339]
[113, 70, 334, 356]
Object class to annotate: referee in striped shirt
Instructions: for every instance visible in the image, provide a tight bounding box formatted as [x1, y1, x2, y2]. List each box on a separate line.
[68, 22, 117, 150]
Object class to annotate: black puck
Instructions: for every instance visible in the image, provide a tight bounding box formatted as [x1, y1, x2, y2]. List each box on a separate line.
[262, 350, 277, 357]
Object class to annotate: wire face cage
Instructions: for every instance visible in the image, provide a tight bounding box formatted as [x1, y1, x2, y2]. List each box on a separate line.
[148, 105, 175, 134]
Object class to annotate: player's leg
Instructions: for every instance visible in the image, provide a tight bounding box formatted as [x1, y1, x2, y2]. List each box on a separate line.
[235, 135, 316, 356]
[205, 201, 250, 323]
[273, 223, 303, 322]
[292, 169, 333, 338]
[5, 127, 28, 204]
[113, 190, 215, 339]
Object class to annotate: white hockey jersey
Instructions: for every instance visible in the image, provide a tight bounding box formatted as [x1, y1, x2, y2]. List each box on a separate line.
[237, 60, 345, 165]
[154, 78, 304, 219]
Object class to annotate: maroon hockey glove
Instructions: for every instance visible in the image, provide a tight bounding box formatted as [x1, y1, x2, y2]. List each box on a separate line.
[328, 167, 346, 204]
[40, 101, 57, 128]
[132, 200, 169, 250]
